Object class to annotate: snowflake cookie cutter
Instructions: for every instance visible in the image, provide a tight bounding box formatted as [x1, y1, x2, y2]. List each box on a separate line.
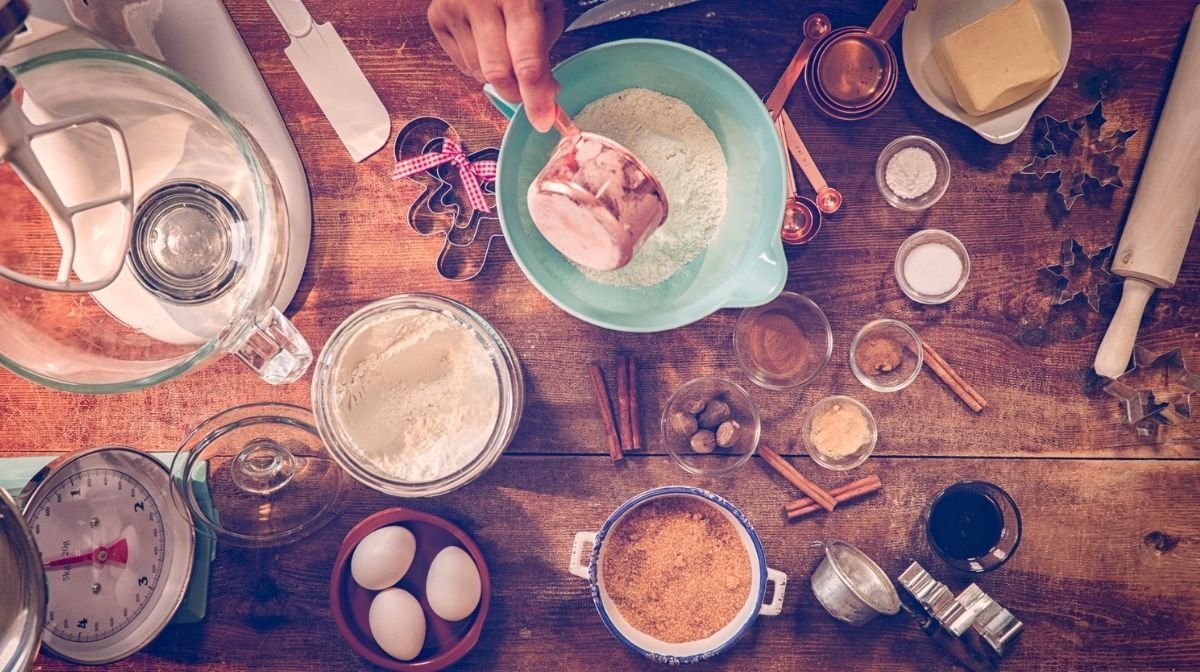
[393, 116, 503, 281]
[1018, 101, 1137, 211]
[1038, 238, 1119, 312]
[1102, 346, 1200, 435]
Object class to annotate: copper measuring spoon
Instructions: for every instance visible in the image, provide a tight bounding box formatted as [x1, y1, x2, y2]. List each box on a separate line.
[764, 13, 832, 119]
[777, 111, 842, 214]
[804, 0, 916, 120]
[779, 137, 821, 246]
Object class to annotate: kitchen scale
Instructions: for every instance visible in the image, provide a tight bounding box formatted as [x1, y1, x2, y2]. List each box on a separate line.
[1, 447, 206, 668]
[0, 404, 343, 669]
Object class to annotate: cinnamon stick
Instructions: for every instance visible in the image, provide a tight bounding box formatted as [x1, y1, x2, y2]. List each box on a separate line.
[628, 356, 643, 451]
[786, 475, 883, 520]
[587, 363, 623, 463]
[921, 341, 987, 410]
[920, 340, 986, 413]
[616, 356, 633, 452]
[758, 444, 837, 512]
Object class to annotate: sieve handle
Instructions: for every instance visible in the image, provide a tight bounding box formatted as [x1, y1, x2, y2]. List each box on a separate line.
[568, 531, 597, 579]
[759, 567, 788, 617]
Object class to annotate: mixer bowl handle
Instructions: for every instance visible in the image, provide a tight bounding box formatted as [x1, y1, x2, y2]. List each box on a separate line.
[233, 307, 313, 385]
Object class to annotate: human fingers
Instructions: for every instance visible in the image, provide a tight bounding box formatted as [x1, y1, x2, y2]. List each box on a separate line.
[469, 4, 521, 102]
[504, 0, 560, 132]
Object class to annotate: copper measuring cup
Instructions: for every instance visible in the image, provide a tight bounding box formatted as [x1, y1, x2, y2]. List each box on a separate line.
[804, 0, 916, 120]
[527, 106, 669, 271]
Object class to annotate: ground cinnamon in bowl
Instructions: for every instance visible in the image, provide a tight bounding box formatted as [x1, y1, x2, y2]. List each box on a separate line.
[602, 497, 751, 643]
[734, 292, 832, 390]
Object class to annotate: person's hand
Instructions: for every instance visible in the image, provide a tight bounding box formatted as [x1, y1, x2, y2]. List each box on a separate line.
[428, 0, 565, 132]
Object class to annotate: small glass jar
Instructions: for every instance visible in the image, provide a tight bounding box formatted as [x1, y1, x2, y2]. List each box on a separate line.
[802, 395, 878, 471]
[895, 229, 971, 305]
[312, 294, 524, 497]
[924, 481, 1022, 573]
[661, 377, 761, 477]
[875, 135, 951, 211]
[849, 319, 923, 392]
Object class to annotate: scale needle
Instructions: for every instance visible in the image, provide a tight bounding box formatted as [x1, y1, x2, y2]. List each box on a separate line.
[44, 538, 129, 569]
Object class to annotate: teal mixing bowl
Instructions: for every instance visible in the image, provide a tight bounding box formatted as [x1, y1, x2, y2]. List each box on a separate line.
[487, 39, 787, 333]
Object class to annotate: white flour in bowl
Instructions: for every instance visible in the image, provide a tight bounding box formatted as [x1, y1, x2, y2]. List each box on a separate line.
[333, 309, 500, 482]
[573, 88, 728, 288]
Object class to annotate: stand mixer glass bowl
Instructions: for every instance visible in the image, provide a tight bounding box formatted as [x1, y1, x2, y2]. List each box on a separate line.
[0, 49, 309, 393]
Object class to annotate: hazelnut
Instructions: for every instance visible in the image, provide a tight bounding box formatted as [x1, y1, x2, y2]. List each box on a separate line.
[697, 400, 731, 429]
[715, 420, 740, 448]
[669, 411, 698, 437]
[689, 430, 717, 454]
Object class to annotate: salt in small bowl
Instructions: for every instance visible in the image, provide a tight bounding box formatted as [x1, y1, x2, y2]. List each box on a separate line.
[894, 229, 971, 305]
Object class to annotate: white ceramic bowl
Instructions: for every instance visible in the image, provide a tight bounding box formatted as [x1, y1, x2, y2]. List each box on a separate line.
[567, 487, 787, 664]
[901, 0, 1072, 144]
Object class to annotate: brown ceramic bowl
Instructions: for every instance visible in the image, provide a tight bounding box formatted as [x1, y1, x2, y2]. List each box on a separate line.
[330, 508, 491, 671]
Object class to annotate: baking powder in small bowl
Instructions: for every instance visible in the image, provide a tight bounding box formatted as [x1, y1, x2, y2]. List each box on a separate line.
[313, 295, 523, 497]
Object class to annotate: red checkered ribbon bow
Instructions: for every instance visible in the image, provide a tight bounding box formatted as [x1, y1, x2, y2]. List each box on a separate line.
[392, 138, 497, 212]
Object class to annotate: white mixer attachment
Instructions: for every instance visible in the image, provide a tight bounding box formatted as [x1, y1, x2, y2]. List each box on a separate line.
[0, 65, 134, 293]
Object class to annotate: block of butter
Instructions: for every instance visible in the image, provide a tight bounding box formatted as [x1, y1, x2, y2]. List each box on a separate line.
[933, 0, 1063, 117]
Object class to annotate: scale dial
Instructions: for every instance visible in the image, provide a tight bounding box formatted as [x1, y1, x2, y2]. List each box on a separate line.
[20, 446, 194, 665]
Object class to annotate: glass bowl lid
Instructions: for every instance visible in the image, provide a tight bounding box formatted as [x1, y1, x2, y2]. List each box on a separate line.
[170, 403, 345, 548]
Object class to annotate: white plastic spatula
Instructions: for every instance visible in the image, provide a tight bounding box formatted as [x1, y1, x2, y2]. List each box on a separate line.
[265, 0, 389, 162]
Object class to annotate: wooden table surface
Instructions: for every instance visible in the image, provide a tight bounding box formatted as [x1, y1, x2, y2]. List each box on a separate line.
[4, 0, 1200, 670]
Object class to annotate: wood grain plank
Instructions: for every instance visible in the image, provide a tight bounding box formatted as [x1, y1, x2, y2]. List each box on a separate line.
[23, 456, 1200, 671]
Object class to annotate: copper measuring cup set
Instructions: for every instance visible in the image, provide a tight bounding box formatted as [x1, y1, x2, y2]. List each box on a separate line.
[764, 0, 917, 244]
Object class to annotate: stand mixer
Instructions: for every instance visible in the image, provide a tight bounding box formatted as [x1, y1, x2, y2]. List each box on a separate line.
[0, 0, 314, 392]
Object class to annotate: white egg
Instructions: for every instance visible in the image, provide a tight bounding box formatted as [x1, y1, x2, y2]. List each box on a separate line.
[368, 588, 426, 661]
[425, 546, 483, 621]
[351, 526, 417, 591]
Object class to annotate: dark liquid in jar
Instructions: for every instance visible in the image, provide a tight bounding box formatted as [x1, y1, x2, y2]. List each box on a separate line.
[928, 490, 1003, 560]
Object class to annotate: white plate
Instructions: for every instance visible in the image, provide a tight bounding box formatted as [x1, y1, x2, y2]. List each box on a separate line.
[902, 0, 1072, 144]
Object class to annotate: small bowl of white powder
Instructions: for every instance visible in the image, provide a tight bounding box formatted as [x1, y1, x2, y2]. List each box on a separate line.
[312, 295, 524, 497]
[894, 229, 971, 305]
[875, 135, 951, 211]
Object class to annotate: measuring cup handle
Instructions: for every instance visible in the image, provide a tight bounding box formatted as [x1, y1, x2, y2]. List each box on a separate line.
[867, 0, 917, 41]
[568, 531, 597, 579]
[759, 567, 788, 616]
[233, 307, 313, 385]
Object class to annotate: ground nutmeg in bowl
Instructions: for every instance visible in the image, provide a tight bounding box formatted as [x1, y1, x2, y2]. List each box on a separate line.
[603, 497, 751, 643]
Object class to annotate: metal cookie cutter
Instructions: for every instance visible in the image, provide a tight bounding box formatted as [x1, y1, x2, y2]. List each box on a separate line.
[393, 116, 502, 281]
[1103, 346, 1199, 435]
[898, 562, 1024, 656]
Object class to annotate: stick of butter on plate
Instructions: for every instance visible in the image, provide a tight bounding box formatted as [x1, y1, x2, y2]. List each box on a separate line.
[933, 0, 1063, 117]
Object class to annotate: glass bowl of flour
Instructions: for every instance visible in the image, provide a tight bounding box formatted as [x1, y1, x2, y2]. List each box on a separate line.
[312, 294, 524, 497]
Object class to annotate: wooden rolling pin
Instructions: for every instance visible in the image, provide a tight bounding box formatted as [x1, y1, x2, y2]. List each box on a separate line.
[1094, 7, 1200, 378]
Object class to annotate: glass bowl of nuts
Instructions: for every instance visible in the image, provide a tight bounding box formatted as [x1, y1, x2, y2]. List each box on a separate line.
[661, 377, 761, 477]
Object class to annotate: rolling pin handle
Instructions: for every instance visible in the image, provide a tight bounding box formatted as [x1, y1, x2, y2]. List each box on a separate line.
[1094, 278, 1156, 378]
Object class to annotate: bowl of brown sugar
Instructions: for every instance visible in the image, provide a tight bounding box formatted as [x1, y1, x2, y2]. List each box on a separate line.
[567, 487, 787, 664]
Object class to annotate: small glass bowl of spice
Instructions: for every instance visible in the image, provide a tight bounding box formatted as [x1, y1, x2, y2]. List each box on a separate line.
[849, 319, 923, 393]
[875, 135, 951, 211]
[894, 229, 971, 305]
[802, 395, 877, 471]
[661, 377, 761, 477]
[734, 291, 833, 390]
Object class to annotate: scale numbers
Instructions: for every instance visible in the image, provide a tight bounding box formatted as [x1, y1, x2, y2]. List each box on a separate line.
[28, 468, 166, 643]
[21, 447, 194, 665]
